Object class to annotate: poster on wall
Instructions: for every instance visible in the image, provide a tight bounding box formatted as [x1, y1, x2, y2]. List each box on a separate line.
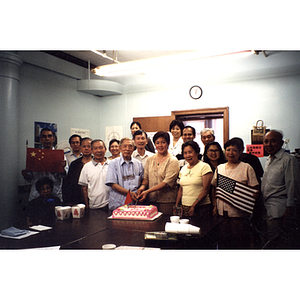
[105, 126, 123, 147]
[70, 128, 90, 138]
[34, 121, 57, 149]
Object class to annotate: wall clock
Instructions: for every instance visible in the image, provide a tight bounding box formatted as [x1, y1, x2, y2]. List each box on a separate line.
[189, 85, 203, 99]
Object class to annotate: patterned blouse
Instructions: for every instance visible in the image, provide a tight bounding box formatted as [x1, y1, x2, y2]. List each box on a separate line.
[144, 153, 180, 203]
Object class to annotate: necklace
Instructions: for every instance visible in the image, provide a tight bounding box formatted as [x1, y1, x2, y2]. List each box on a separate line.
[157, 154, 168, 166]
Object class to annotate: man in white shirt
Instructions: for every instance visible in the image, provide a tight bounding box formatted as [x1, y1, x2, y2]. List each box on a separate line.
[132, 129, 154, 168]
[78, 139, 110, 210]
[262, 130, 300, 244]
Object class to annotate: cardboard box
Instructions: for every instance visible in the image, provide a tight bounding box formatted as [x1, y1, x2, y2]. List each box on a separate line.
[71, 204, 85, 218]
[55, 206, 72, 220]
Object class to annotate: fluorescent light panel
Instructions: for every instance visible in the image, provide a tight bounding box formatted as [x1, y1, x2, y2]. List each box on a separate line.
[92, 50, 253, 77]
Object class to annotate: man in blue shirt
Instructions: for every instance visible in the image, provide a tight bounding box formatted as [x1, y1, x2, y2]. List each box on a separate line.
[105, 137, 143, 210]
[262, 130, 300, 244]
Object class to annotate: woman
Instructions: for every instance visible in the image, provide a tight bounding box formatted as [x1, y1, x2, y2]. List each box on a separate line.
[137, 131, 180, 215]
[175, 141, 213, 218]
[203, 141, 226, 172]
[130, 121, 155, 153]
[168, 119, 184, 157]
[211, 138, 260, 248]
[107, 139, 120, 160]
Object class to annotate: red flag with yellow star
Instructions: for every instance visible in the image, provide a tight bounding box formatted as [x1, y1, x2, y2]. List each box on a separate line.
[26, 148, 64, 173]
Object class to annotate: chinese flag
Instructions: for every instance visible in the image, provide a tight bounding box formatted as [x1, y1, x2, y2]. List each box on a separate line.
[124, 190, 133, 205]
[26, 148, 64, 173]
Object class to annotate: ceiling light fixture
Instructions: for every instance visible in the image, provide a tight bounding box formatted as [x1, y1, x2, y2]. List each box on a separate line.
[91, 50, 120, 63]
[91, 50, 253, 77]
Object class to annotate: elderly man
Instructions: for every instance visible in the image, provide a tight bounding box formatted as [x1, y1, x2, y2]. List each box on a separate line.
[200, 128, 215, 147]
[105, 137, 143, 210]
[261, 130, 300, 244]
[78, 139, 110, 210]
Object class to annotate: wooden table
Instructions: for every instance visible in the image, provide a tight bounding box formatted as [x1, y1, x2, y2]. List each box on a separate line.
[0, 209, 222, 250]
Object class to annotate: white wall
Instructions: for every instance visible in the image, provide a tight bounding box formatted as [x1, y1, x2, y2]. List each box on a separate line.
[16, 51, 300, 183]
[99, 51, 300, 168]
[18, 62, 102, 184]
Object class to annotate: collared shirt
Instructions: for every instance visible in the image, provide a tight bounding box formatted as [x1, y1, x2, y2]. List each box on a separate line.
[261, 148, 300, 219]
[65, 151, 82, 166]
[78, 158, 110, 209]
[169, 136, 184, 157]
[132, 149, 154, 168]
[105, 155, 143, 210]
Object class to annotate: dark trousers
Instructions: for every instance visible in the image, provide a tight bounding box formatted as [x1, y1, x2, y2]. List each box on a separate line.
[218, 213, 252, 249]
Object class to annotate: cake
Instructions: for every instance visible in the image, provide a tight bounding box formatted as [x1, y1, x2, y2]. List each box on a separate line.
[112, 205, 158, 220]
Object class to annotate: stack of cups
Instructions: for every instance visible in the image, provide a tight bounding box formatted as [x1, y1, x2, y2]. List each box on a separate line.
[166, 216, 200, 234]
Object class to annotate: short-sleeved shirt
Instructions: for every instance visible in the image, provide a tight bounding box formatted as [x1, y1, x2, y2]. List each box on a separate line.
[144, 153, 180, 203]
[132, 149, 154, 168]
[78, 159, 110, 209]
[211, 161, 259, 217]
[179, 161, 212, 206]
[105, 155, 143, 210]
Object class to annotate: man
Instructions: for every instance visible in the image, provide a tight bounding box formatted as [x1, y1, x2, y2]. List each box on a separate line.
[65, 134, 82, 166]
[261, 130, 300, 243]
[132, 129, 154, 168]
[21, 128, 67, 202]
[105, 137, 143, 210]
[62, 137, 93, 205]
[78, 139, 110, 210]
[176, 126, 201, 166]
[182, 125, 196, 144]
[200, 128, 215, 148]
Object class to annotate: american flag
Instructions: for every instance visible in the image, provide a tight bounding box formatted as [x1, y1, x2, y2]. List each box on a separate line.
[216, 173, 258, 214]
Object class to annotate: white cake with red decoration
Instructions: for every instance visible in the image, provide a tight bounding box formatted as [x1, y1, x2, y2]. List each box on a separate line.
[112, 205, 158, 220]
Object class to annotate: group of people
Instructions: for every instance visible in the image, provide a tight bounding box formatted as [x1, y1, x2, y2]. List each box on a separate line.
[21, 121, 300, 249]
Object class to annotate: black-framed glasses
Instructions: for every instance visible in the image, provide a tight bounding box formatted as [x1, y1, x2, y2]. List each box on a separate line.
[208, 149, 220, 153]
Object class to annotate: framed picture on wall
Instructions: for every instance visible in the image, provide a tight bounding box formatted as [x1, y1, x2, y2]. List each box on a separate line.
[34, 121, 57, 149]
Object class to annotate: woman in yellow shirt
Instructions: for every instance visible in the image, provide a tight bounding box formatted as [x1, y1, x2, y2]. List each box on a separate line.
[175, 140, 213, 217]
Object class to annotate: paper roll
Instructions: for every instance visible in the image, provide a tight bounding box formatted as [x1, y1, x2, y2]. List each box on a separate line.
[165, 222, 200, 234]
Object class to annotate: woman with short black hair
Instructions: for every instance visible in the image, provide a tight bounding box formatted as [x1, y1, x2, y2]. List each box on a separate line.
[169, 119, 184, 157]
[108, 139, 120, 160]
[175, 140, 213, 217]
[137, 131, 179, 215]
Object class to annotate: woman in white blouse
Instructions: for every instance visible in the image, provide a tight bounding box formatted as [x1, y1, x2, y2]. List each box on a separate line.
[168, 119, 184, 157]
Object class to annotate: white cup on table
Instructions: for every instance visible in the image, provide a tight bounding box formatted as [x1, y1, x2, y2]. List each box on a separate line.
[170, 216, 180, 223]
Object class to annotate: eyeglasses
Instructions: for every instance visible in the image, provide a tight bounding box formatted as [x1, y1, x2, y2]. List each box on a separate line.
[207, 149, 220, 153]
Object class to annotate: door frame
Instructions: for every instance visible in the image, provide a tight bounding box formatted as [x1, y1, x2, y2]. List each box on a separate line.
[171, 107, 229, 146]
